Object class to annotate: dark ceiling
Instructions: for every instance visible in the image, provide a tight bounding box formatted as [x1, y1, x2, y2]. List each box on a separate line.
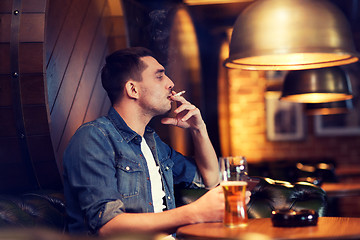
[134, 0, 360, 50]
[135, 0, 252, 30]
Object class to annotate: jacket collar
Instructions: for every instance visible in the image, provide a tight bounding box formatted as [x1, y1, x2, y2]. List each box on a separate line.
[107, 107, 155, 144]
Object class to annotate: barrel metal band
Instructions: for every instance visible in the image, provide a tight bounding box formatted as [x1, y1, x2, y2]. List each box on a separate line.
[10, 0, 40, 188]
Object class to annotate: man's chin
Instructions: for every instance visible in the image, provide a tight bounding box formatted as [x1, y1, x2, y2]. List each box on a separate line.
[153, 105, 172, 117]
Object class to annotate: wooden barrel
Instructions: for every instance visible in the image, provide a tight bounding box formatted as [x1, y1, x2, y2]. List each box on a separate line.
[0, 0, 62, 193]
[0, 0, 127, 193]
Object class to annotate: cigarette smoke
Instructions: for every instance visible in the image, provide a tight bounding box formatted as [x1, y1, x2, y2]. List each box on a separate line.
[148, 9, 173, 65]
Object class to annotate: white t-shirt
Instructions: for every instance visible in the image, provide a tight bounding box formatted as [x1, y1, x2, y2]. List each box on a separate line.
[141, 137, 166, 213]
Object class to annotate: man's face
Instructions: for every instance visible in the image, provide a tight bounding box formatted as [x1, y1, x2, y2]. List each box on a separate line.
[137, 56, 174, 116]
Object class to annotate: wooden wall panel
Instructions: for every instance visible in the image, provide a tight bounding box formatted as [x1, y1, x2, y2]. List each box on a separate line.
[0, 108, 17, 137]
[19, 13, 45, 42]
[0, 0, 128, 192]
[20, 0, 61, 192]
[0, 0, 62, 193]
[83, 74, 110, 124]
[0, 14, 11, 42]
[21, 0, 46, 12]
[50, 0, 106, 149]
[45, 0, 72, 62]
[0, 1, 35, 193]
[46, 0, 91, 109]
[23, 106, 49, 135]
[20, 74, 46, 104]
[46, 0, 127, 174]
[0, 44, 11, 74]
[0, 138, 22, 164]
[55, 27, 109, 167]
[0, 0, 13, 12]
[0, 11, 11, 79]
[0, 75, 12, 106]
[19, 43, 43, 73]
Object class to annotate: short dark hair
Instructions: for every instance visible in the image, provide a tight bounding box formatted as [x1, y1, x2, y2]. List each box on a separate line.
[101, 47, 154, 105]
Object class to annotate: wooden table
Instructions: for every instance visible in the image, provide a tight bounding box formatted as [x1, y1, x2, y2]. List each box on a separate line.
[321, 182, 360, 197]
[176, 217, 360, 240]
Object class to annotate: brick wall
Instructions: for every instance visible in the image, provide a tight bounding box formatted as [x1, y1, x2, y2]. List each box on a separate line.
[221, 65, 360, 217]
[221, 65, 360, 168]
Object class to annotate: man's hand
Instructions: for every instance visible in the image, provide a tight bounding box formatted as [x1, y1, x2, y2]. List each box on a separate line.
[189, 186, 225, 223]
[161, 91, 205, 131]
[162, 91, 219, 188]
[188, 186, 252, 223]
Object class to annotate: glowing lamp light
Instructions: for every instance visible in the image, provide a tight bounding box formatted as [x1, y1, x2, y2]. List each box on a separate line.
[224, 0, 359, 70]
[280, 67, 353, 103]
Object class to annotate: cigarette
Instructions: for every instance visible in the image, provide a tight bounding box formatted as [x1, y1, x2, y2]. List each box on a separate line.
[173, 90, 186, 97]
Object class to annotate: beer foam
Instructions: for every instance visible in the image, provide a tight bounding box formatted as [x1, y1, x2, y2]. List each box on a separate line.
[220, 181, 247, 186]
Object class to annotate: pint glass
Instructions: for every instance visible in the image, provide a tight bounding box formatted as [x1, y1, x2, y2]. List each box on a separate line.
[219, 156, 248, 227]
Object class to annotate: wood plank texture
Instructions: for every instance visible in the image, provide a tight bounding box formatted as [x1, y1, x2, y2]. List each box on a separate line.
[46, 0, 91, 109]
[0, 0, 128, 193]
[0, 0, 61, 193]
[50, 0, 106, 148]
[83, 68, 109, 123]
[19, 43, 43, 73]
[20, 74, 46, 105]
[0, 14, 11, 42]
[0, 138, 22, 164]
[0, 44, 10, 73]
[45, 0, 72, 62]
[0, 75, 12, 106]
[23, 105, 50, 135]
[0, 108, 17, 137]
[0, 0, 12, 13]
[55, 31, 108, 167]
[21, 0, 46, 13]
[46, 0, 127, 174]
[19, 13, 45, 42]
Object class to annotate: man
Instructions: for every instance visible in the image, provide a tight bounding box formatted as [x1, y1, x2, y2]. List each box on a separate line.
[63, 47, 250, 236]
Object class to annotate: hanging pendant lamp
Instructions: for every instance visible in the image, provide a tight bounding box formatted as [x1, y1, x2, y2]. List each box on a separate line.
[224, 0, 359, 70]
[306, 99, 353, 115]
[280, 67, 353, 103]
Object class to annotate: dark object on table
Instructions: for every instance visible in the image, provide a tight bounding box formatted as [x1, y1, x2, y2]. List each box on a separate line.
[271, 209, 318, 227]
[247, 177, 327, 218]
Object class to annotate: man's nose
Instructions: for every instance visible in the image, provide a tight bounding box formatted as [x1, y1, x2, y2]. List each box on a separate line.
[167, 76, 174, 89]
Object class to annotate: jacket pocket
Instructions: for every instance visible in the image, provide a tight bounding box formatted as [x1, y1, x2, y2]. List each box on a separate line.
[115, 159, 142, 198]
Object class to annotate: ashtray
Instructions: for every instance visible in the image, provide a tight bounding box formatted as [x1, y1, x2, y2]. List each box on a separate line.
[271, 209, 318, 227]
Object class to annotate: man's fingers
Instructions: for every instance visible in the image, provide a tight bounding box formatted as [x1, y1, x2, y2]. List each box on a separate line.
[161, 118, 178, 126]
[174, 103, 196, 114]
[181, 108, 199, 122]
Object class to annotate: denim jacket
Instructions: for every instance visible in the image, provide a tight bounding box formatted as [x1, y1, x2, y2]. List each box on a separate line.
[63, 107, 201, 234]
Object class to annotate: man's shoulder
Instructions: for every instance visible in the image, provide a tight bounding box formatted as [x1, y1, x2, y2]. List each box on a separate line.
[71, 116, 117, 140]
[80, 116, 111, 129]
[64, 116, 118, 157]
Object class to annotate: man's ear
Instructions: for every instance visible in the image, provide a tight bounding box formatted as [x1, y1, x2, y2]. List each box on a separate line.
[124, 81, 139, 99]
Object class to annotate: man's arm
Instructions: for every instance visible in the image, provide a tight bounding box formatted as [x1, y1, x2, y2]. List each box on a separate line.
[99, 185, 225, 236]
[189, 121, 219, 188]
[161, 93, 219, 188]
[99, 186, 251, 237]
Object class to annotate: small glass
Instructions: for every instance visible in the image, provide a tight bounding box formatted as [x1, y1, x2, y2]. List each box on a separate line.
[219, 156, 248, 228]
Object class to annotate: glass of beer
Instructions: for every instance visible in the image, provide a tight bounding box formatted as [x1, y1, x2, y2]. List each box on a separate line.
[219, 156, 248, 228]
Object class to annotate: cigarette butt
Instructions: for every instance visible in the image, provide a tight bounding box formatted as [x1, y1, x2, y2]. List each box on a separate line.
[173, 90, 186, 97]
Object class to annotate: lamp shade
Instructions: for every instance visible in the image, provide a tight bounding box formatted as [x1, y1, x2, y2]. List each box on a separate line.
[306, 100, 353, 115]
[224, 0, 359, 70]
[280, 67, 353, 103]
